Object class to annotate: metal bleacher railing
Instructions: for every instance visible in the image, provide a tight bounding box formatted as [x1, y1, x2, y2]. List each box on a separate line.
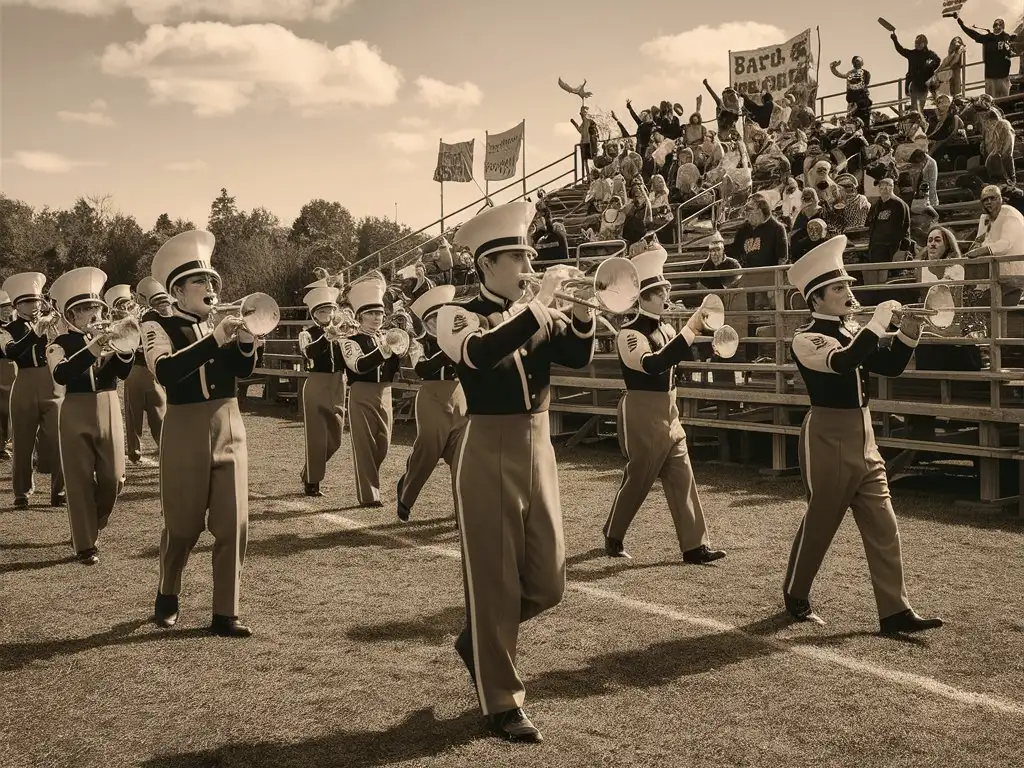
[250, 63, 1024, 511]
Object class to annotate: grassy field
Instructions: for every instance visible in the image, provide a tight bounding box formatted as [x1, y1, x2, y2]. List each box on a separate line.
[2, 402, 1024, 768]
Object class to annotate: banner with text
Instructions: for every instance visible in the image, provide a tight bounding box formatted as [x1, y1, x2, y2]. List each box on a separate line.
[941, 0, 969, 18]
[433, 139, 475, 183]
[484, 121, 525, 182]
[729, 28, 816, 102]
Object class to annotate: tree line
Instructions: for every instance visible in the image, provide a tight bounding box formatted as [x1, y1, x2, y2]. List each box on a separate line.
[0, 188, 429, 305]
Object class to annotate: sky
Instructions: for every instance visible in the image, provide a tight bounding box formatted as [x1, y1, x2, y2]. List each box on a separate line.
[1, 0, 1021, 238]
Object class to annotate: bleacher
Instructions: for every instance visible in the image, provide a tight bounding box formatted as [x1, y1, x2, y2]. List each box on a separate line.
[246, 71, 1024, 513]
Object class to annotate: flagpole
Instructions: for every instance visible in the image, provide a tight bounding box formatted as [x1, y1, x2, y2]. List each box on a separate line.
[815, 26, 822, 114]
[484, 130, 490, 202]
[521, 119, 527, 200]
[438, 137, 445, 231]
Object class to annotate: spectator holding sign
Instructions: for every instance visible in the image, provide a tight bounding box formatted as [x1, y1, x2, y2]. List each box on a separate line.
[952, 12, 1018, 98]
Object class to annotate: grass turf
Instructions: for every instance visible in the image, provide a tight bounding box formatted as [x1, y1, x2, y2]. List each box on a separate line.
[2, 403, 1024, 768]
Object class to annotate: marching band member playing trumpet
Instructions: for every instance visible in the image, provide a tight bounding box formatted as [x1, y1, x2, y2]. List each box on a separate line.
[341, 277, 402, 507]
[0, 272, 66, 509]
[0, 290, 16, 459]
[602, 246, 726, 563]
[138, 276, 174, 320]
[298, 282, 347, 497]
[143, 230, 257, 638]
[47, 268, 134, 565]
[395, 284, 466, 522]
[784, 236, 943, 635]
[436, 201, 596, 743]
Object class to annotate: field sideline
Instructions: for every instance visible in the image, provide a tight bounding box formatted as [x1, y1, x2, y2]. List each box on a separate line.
[2, 404, 1024, 768]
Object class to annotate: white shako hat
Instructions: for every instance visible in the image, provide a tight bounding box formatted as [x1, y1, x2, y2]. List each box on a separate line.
[2, 272, 46, 305]
[396, 264, 418, 280]
[631, 245, 670, 292]
[347, 278, 386, 316]
[788, 234, 854, 300]
[151, 230, 219, 293]
[303, 285, 340, 314]
[137, 276, 170, 305]
[454, 200, 537, 263]
[50, 267, 108, 315]
[104, 284, 133, 307]
[410, 284, 456, 322]
[0, 290, 11, 307]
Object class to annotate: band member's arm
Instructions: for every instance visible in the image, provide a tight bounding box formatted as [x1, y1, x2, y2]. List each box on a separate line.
[548, 309, 596, 368]
[222, 336, 258, 377]
[104, 350, 136, 380]
[142, 320, 220, 385]
[45, 341, 99, 385]
[617, 326, 697, 375]
[864, 329, 918, 377]
[436, 301, 549, 370]
[341, 338, 387, 374]
[414, 348, 453, 378]
[4, 327, 42, 359]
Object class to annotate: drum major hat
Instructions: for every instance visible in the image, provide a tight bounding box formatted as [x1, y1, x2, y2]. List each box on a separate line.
[348, 279, 385, 316]
[303, 285, 340, 314]
[151, 230, 219, 293]
[631, 245, 670, 291]
[410, 284, 456, 322]
[137, 276, 170, 306]
[2, 272, 46, 305]
[454, 201, 537, 263]
[788, 235, 854, 299]
[104, 284, 132, 307]
[50, 267, 107, 315]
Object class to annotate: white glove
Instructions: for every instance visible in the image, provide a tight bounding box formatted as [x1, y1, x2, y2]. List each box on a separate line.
[535, 266, 571, 306]
[213, 316, 244, 346]
[871, 299, 901, 331]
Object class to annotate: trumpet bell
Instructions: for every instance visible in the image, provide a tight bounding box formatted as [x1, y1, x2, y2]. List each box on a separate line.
[384, 327, 410, 356]
[592, 257, 641, 314]
[923, 283, 955, 330]
[107, 318, 141, 354]
[711, 325, 739, 359]
[238, 293, 281, 336]
[698, 294, 726, 331]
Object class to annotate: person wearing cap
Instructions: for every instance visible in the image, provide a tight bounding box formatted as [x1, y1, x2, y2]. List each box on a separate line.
[340, 275, 403, 507]
[435, 201, 595, 743]
[833, 174, 871, 231]
[297, 282, 347, 498]
[0, 290, 16, 459]
[142, 230, 257, 638]
[602, 247, 726, 563]
[46, 268, 134, 565]
[783, 235, 943, 635]
[0, 272, 66, 508]
[395, 284, 466, 522]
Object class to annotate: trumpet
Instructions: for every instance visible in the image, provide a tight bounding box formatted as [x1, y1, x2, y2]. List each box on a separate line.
[30, 311, 63, 338]
[209, 293, 281, 337]
[323, 306, 359, 341]
[85, 315, 142, 355]
[518, 257, 641, 316]
[661, 294, 741, 359]
[111, 299, 143, 321]
[849, 283, 957, 331]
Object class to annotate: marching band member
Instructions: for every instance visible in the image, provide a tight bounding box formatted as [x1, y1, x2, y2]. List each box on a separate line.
[138, 276, 174, 319]
[784, 236, 943, 635]
[0, 291, 16, 459]
[340, 277, 402, 507]
[602, 247, 726, 563]
[0, 272, 65, 508]
[107, 284, 163, 467]
[436, 201, 595, 743]
[47, 268, 133, 565]
[298, 282, 347, 497]
[395, 284, 466, 522]
[143, 230, 257, 638]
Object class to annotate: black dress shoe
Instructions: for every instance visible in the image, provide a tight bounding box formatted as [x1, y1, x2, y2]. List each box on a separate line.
[154, 592, 179, 628]
[77, 548, 99, 565]
[784, 592, 825, 625]
[604, 536, 631, 559]
[396, 477, 411, 522]
[13, 496, 28, 510]
[454, 628, 476, 683]
[486, 708, 543, 743]
[683, 544, 727, 564]
[880, 609, 944, 635]
[210, 614, 253, 638]
[304, 482, 323, 497]
[50, 492, 66, 506]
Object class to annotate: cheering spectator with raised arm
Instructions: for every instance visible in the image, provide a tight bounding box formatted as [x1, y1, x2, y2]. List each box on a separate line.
[889, 30, 941, 114]
[953, 12, 1018, 98]
[624, 99, 657, 158]
[702, 79, 741, 135]
[830, 56, 872, 123]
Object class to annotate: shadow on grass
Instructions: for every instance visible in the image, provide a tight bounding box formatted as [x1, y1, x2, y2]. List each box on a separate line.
[0, 555, 76, 574]
[0, 619, 209, 672]
[347, 605, 465, 645]
[139, 707, 483, 768]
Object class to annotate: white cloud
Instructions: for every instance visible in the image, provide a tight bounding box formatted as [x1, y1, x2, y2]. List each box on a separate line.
[0, 0, 355, 23]
[553, 121, 579, 139]
[378, 131, 429, 154]
[164, 159, 208, 171]
[398, 115, 430, 128]
[99, 22, 402, 117]
[414, 77, 483, 109]
[5, 150, 102, 173]
[56, 98, 116, 127]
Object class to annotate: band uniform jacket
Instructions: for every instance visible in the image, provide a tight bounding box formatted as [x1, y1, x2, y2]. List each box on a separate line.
[341, 333, 401, 383]
[1, 318, 51, 369]
[298, 324, 344, 373]
[47, 332, 134, 391]
[141, 309, 258, 402]
[439, 288, 595, 415]
[616, 314, 697, 391]
[414, 336, 458, 381]
[791, 314, 916, 407]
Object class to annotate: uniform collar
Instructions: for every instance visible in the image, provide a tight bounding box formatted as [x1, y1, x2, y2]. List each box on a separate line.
[173, 306, 206, 323]
[479, 283, 518, 311]
[811, 312, 843, 324]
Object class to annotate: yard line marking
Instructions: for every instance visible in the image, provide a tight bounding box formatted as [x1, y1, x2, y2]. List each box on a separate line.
[317, 512, 1024, 717]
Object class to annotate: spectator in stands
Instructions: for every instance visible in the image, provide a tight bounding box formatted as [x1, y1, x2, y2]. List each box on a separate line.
[702, 79, 741, 135]
[656, 100, 682, 140]
[683, 106, 708, 167]
[740, 80, 775, 129]
[953, 12, 1018, 98]
[401, 263, 435, 301]
[909, 182, 940, 247]
[863, 134, 897, 202]
[697, 232, 742, 290]
[829, 56, 872, 124]
[673, 148, 701, 200]
[790, 187, 823, 260]
[649, 174, 674, 241]
[930, 36, 967, 98]
[865, 177, 913, 289]
[890, 30, 941, 114]
[531, 205, 569, 263]
[908, 149, 940, 206]
[624, 99, 656, 158]
[832, 174, 871, 231]
[571, 106, 600, 179]
[967, 185, 1024, 306]
[780, 177, 803, 229]
[927, 93, 965, 146]
[975, 100, 1017, 182]
[894, 112, 931, 165]
[593, 195, 626, 241]
[434, 237, 454, 285]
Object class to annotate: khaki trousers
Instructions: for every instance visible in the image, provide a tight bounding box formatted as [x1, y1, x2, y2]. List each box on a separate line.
[10, 366, 64, 498]
[603, 390, 709, 551]
[455, 413, 565, 715]
[348, 382, 392, 505]
[398, 380, 466, 511]
[158, 399, 248, 617]
[60, 392, 126, 554]
[784, 407, 912, 618]
[0, 359, 15, 444]
[124, 364, 165, 461]
[301, 372, 346, 485]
